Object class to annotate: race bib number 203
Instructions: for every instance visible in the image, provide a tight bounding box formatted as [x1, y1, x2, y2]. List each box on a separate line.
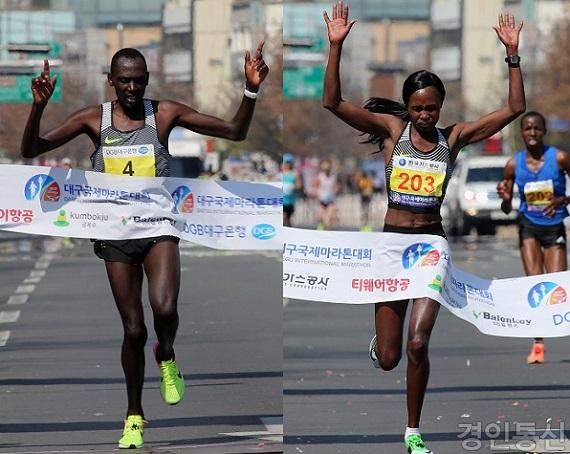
[390, 157, 447, 197]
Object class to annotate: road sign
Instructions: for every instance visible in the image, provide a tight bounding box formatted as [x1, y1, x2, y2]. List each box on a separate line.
[283, 66, 324, 100]
[0, 71, 62, 103]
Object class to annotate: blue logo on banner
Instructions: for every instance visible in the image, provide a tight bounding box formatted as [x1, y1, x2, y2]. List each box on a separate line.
[528, 282, 567, 308]
[24, 174, 60, 202]
[252, 224, 276, 240]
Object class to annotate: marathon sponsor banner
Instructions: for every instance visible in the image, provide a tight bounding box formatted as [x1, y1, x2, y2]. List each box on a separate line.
[0, 165, 282, 250]
[283, 227, 570, 338]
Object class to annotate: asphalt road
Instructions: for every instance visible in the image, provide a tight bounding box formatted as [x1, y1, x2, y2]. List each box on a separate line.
[0, 234, 282, 454]
[284, 231, 570, 454]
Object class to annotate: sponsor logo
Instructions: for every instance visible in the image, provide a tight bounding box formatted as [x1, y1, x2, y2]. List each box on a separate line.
[104, 136, 122, 145]
[283, 273, 330, 291]
[69, 212, 109, 222]
[131, 215, 175, 225]
[528, 282, 567, 308]
[252, 223, 276, 240]
[25, 174, 61, 202]
[402, 243, 440, 269]
[473, 310, 531, 326]
[399, 158, 407, 166]
[171, 186, 194, 213]
[553, 312, 570, 326]
[138, 145, 149, 155]
[53, 210, 70, 227]
[428, 274, 443, 293]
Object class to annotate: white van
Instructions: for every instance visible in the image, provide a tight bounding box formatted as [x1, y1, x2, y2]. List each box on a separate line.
[443, 155, 519, 236]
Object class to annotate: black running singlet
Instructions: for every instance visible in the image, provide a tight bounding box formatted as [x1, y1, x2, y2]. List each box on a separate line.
[385, 122, 452, 214]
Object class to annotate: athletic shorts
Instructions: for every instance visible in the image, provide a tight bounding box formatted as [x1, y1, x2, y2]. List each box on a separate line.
[383, 222, 447, 239]
[283, 204, 295, 216]
[93, 236, 180, 265]
[518, 216, 567, 248]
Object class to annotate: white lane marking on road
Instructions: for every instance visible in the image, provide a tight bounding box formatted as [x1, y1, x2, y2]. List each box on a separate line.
[219, 416, 283, 443]
[0, 331, 10, 346]
[30, 270, 46, 277]
[35, 261, 50, 269]
[16, 284, 35, 294]
[7, 295, 28, 305]
[0, 311, 20, 323]
[261, 416, 283, 434]
[23, 276, 42, 284]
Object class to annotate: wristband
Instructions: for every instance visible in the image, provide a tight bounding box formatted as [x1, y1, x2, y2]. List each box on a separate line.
[244, 88, 258, 100]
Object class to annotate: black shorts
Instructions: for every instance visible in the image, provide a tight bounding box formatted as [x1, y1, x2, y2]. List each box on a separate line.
[383, 222, 447, 239]
[283, 204, 295, 216]
[518, 215, 567, 248]
[93, 236, 180, 265]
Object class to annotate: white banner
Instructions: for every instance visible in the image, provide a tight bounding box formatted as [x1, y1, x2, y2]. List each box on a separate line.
[283, 227, 570, 338]
[0, 165, 282, 250]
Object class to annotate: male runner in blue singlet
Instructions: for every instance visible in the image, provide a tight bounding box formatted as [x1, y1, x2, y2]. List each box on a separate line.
[21, 44, 268, 449]
[498, 111, 570, 364]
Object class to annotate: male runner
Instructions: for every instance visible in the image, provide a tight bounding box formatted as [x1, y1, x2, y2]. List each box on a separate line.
[21, 44, 268, 449]
[498, 111, 570, 364]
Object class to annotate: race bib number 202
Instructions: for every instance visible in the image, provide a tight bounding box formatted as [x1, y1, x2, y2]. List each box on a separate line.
[524, 179, 554, 210]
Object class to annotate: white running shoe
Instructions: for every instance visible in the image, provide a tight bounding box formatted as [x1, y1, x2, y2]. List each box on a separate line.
[369, 335, 380, 369]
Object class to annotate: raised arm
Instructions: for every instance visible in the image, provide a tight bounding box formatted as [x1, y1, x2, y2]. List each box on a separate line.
[449, 13, 525, 154]
[168, 41, 268, 141]
[21, 60, 97, 158]
[497, 157, 516, 214]
[322, 1, 401, 138]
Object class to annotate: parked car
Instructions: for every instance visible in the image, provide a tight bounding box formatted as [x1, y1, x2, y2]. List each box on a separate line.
[443, 155, 519, 236]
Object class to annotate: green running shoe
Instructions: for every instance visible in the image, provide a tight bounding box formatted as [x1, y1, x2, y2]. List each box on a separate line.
[405, 434, 433, 454]
[154, 341, 185, 405]
[118, 415, 144, 449]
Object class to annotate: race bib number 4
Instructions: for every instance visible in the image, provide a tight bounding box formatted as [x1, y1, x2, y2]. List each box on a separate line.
[390, 157, 447, 197]
[102, 144, 156, 177]
[524, 179, 554, 210]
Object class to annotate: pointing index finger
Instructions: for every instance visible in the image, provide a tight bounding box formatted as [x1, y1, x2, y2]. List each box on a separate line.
[42, 59, 50, 78]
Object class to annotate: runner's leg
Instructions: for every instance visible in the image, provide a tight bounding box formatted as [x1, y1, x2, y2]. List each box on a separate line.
[520, 238, 545, 347]
[105, 261, 146, 417]
[406, 297, 439, 427]
[143, 240, 180, 361]
[374, 300, 408, 370]
[543, 244, 567, 274]
[520, 238, 545, 275]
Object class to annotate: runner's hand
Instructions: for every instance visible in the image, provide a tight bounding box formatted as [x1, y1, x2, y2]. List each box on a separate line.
[493, 13, 523, 52]
[244, 41, 269, 92]
[324, 1, 357, 45]
[543, 196, 565, 217]
[497, 180, 512, 214]
[31, 59, 57, 107]
[496, 180, 510, 201]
